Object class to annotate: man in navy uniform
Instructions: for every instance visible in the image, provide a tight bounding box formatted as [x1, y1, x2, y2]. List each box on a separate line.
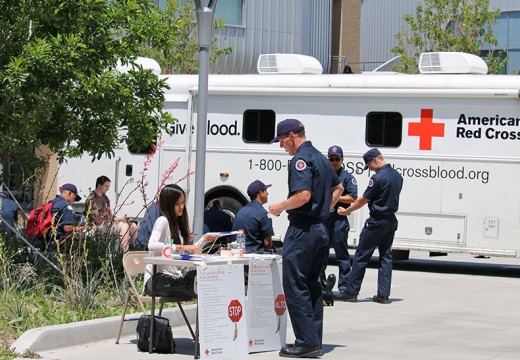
[203, 198, 233, 245]
[232, 180, 274, 253]
[335, 148, 403, 304]
[48, 183, 82, 247]
[0, 191, 20, 235]
[269, 119, 343, 358]
[321, 145, 358, 293]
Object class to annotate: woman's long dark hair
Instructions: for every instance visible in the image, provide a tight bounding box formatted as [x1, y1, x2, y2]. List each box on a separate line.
[159, 184, 190, 245]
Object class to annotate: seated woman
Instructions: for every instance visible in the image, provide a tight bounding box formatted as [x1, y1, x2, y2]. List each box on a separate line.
[85, 175, 138, 252]
[144, 184, 217, 298]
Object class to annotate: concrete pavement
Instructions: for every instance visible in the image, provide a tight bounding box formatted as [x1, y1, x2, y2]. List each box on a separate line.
[13, 252, 520, 360]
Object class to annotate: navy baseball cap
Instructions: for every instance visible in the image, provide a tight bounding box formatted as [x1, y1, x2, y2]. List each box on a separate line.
[363, 148, 381, 170]
[328, 145, 343, 157]
[270, 119, 305, 143]
[61, 183, 82, 201]
[247, 180, 272, 198]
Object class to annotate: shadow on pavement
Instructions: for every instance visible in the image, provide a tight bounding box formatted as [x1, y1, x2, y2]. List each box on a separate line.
[127, 336, 197, 356]
[329, 253, 520, 278]
[322, 343, 346, 354]
[392, 257, 520, 278]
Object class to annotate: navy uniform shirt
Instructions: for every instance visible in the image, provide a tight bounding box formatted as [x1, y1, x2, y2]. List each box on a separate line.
[136, 201, 160, 249]
[50, 195, 76, 239]
[0, 194, 19, 233]
[287, 141, 341, 220]
[203, 208, 233, 232]
[232, 200, 274, 253]
[364, 164, 403, 215]
[330, 168, 358, 221]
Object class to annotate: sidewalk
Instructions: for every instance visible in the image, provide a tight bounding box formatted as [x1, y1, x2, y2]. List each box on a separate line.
[14, 254, 520, 360]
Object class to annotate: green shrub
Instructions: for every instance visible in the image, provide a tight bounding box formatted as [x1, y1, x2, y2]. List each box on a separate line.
[0, 228, 142, 356]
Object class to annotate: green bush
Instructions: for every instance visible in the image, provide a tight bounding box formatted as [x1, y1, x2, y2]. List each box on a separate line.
[0, 229, 146, 358]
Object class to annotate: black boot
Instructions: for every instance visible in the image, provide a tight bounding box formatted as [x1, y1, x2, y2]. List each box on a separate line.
[324, 274, 336, 291]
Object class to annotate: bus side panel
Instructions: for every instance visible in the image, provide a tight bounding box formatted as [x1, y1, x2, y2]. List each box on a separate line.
[179, 92, 520, 257]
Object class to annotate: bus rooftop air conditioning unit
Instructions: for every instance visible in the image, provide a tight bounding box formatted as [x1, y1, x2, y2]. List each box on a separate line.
[419, 52, 488, 75]
[257, 54, 323, 74]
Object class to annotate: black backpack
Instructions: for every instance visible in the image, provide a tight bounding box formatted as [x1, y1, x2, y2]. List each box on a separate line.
[136, 315, 176, 353]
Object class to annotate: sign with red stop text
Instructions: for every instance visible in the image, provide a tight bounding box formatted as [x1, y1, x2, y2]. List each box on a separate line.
[246, 257, 286, 353]
[197, 263, 247, 360]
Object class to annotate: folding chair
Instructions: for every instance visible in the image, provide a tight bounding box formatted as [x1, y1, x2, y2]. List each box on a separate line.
[115, 251, 196, 344]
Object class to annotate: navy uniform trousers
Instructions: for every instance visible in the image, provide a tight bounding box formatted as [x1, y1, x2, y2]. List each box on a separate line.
[322, 216, 350, 290]
[283, 217, 328, 348]
[345, 214, 398, 297]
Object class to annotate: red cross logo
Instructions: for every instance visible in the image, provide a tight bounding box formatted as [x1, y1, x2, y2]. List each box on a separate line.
[408, 109, 445, 150]
[205, 348, 209, 356]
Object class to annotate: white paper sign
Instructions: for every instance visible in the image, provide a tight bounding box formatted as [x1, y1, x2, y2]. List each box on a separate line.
[197, 264, 248, 360]
[246, 258, 287, 353]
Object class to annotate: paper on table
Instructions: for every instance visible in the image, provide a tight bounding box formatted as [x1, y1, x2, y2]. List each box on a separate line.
[242, 253, 281, 259]
[204, 231, 241, 238]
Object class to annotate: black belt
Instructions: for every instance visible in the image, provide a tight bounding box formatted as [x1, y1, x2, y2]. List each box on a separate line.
[370, 212, 395, 218]
[288, 215, 324, 225]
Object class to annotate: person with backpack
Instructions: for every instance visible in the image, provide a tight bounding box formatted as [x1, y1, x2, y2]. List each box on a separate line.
[47, 183, 82, 249]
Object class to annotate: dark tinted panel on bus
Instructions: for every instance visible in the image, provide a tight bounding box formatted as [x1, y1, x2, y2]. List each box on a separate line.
[365, 112, 402, 147]
[243, 110, 276, 143]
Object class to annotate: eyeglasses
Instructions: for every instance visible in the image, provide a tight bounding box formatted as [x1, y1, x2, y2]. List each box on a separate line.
[329, 157, 342, 162]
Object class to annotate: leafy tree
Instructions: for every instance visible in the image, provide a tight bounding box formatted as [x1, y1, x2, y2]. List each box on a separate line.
[139, 0, 233, 74]
[392, 0, 507, 74]
[0, 0, 175, 173]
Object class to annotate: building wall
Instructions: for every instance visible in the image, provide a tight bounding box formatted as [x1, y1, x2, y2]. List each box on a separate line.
[493, 0, 520, 10]
[331, 0, 361, 73]
[210, 0, 333, 74]
[360, 0, 520, 72]
[360, 0, 418, 71]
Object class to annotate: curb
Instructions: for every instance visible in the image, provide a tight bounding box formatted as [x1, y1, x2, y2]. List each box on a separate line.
[11, 304, 197, 354]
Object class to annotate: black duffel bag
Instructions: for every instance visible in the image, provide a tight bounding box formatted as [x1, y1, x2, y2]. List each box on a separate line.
[136, 315, 176, 353]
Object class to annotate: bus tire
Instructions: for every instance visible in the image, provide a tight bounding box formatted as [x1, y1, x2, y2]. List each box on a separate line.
[219, 196, 243, 221]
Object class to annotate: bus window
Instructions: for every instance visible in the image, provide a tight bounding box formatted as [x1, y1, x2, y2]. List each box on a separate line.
[243, 110, 275, 143]
[365, 112, 402, 147]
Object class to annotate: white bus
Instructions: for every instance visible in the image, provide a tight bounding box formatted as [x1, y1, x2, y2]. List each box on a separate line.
[60, 53, 520, 259]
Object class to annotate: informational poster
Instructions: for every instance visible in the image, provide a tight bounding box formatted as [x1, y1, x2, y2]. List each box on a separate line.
[246, 257, 287, 353]
[197, 264, 248, 360]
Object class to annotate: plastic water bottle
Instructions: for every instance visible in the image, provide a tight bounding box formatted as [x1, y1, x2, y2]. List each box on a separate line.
[236, 230, 246, 255]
